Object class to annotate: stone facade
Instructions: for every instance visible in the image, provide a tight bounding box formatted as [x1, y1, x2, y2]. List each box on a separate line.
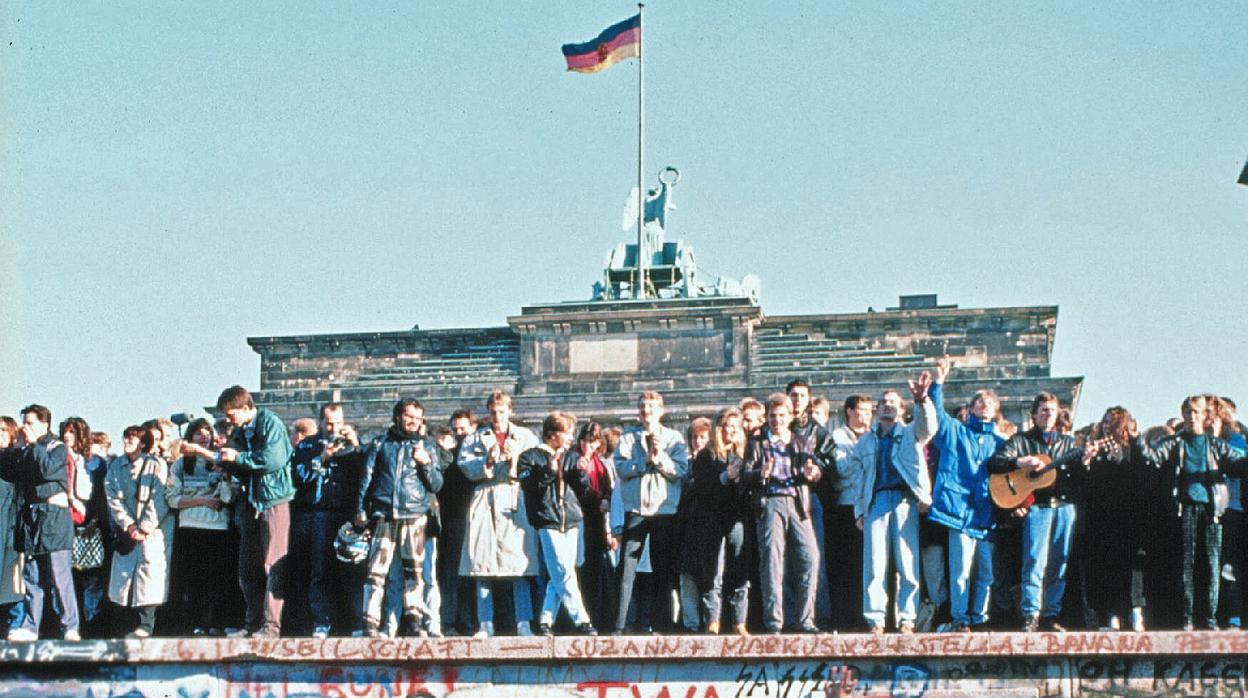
[244, 294, 1081, 435]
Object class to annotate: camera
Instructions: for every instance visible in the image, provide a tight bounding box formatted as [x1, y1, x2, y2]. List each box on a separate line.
[331, 427, 355, 447]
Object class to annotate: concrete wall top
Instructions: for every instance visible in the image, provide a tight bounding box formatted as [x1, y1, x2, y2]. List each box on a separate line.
[2, 632, 1245, 666]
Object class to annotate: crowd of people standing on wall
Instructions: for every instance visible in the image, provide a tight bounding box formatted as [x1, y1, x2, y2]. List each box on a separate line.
[2, 363, 1246, 641]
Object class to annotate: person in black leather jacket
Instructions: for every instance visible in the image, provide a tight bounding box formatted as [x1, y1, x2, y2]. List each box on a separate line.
[1138, 394, 1248, 630]
[355, 399, 443, 637]
[518, 411, 596, 636]
[988, 393, 1097, 632]
[739, 394, 823, 634]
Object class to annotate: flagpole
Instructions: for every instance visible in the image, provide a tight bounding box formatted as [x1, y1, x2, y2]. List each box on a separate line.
[636, 3, 647, 299]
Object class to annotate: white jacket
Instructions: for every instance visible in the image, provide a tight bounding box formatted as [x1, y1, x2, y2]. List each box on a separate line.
[851, 398, 938, 520]
[457, 423, 540, 577]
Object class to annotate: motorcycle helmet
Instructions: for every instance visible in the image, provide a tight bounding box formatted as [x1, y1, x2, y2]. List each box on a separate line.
[334, 522, 371, 564]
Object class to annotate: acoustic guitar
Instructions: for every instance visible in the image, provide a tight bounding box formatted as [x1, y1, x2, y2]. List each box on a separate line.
[988, 438, 1120, 509]
[988, 455, 1055, 509]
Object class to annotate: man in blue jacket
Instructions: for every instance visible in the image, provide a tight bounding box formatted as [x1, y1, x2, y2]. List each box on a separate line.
[290, 402, 362, 637]
[926, 357, 1007, 632]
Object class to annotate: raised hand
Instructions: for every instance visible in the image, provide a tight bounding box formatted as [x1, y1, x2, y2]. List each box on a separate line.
[934, 355, 953, 385]
[908, 370, 933, 402]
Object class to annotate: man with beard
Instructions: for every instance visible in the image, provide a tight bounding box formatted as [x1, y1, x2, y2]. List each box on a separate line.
[355, 399, 443, 637]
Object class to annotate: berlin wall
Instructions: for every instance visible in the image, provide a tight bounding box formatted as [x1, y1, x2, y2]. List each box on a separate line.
[4, 632, 1248, 697]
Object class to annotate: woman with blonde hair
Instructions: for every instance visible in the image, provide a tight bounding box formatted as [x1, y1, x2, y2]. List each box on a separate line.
[691, 408, 752, 634]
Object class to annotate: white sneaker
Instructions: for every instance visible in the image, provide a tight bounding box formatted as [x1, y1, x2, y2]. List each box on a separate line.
[7, 628, 37, 642]
[127, 628, 151, 639]
[63, 630, 81, 642]
[473, 621, 494, 638]
[1131, 607, 1146, 632]
[1108, 615, 1121, 631]
[516, 621, 533, 637]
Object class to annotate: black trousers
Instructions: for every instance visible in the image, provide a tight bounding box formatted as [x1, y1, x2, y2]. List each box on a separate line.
[1181, 505, 1221, 627]
[1086, 506, 1146, 622]
[824, 503, 864, 631]
[614, 513, 675, 633]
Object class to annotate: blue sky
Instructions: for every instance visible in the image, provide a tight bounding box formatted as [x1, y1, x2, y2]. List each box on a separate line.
[3, 3, 1246, 439]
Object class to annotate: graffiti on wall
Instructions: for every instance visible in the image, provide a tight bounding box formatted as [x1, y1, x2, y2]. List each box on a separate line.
[13, 657, 1238, 698]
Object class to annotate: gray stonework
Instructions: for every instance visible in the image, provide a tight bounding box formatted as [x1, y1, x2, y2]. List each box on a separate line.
[241, 295, 1082, 436]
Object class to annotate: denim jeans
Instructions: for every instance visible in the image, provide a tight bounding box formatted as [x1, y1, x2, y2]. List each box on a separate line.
[862, 489, 920, 627]
[477, 578, 533, 624]
[1021, 503, 1076, 619]
[537, 527, 591, 626]
[696, 518, 750, 626]
[291, 510, 341, 630]
[921, 540, 948, 608]
[949, 529, 993, 625]
[422, 537, 440, 632]
[807, 494, 832, 627]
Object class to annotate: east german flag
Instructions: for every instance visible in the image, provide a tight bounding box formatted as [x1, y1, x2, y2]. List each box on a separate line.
[562, 15, 641, 74]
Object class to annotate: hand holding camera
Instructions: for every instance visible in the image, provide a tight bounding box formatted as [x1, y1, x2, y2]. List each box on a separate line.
[324, 425, 358, 459]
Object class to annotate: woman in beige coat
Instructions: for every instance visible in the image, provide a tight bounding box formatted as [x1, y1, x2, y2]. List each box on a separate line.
[106, 425, 174, 638]
[458, 390, 539, 637]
